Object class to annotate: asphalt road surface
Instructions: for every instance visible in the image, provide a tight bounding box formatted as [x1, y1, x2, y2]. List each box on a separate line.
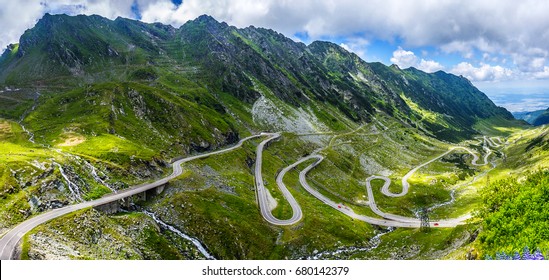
[0, 134, 262, 260]
[0, 132, 503, 259]
[254, 133, 305, 225]
[283, 136, 500, 228]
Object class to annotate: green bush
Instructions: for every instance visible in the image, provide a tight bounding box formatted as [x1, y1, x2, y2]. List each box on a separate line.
[478, 170, 549, 256]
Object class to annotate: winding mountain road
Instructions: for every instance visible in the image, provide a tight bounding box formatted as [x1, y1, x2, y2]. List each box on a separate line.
[254, 133, 304, 225]
[297, 155, 422, 227]
[0, 129, 506, 259]
[484, 136, 502, 148]
[382, 145, 492, 198]
[275, 135, 502, 228]
[297, 155, 469, 227]
[0, 134, 262, 260]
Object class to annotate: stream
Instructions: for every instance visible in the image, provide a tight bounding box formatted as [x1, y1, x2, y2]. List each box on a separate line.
[18, 91, 40, 143]
[53, 162, 83, 201]
[54, 149, 116, 193]
[82, 159, 116, 193]
[304, 227, 395, 260]
[428, 189, 456, 212]
[142, 210, 216, 260]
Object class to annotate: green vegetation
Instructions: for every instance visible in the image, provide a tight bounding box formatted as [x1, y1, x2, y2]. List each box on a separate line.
[1, 13, 542, 260]
[138, 136, 378, 259]
[355, 225, 478, 260]
[477, 170, 549, 257]
[400, 93, 450, 128]
[22, 208, 204, 260]
[473, 115, 528, 136]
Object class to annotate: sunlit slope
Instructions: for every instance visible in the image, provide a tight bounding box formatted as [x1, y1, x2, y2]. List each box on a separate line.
[0, 13, 535, 260]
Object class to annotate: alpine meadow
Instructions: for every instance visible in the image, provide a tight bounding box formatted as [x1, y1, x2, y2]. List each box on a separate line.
[0, 12, 548, 261]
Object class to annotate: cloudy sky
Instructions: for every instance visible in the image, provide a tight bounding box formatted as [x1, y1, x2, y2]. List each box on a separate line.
[2, 0, 549, 111]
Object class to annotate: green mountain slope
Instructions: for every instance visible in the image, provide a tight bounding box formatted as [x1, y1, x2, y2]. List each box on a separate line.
[513, 109, 545, 124]
[307, 42, 515, 141]
[472, 126, 549, 258]
[532, 108, 549, 126]
[1, 14, 516, 142]
[0, 13, 532, 260]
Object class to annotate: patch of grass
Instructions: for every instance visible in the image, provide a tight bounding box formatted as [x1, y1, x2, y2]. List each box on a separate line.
[22, 208, 198, 259]
[354, 225, 477, 259]
[474, 116, 528, 136]
[141, 227, 182, 259]
[477, 170, 549, 257]
[64, 134, 156, 165]
[400, 93, 450, 128]
[82, 184, 112, 200]
[20, 231, 31, 260]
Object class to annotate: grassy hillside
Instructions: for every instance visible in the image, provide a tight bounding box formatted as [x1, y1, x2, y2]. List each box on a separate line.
[0, 13, 536, 260]
[444, 125, 549, 259]
[477, 170, 549, 258]
[477, 126, 549, 257]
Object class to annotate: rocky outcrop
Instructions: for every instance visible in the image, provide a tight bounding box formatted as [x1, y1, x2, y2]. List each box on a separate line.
[25, 209, 205, 260]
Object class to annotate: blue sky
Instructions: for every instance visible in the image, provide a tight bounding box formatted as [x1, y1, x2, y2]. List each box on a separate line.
[1, 0, 549, 112]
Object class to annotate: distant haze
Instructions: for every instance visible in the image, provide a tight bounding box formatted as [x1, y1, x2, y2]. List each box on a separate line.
[475, 80, 549, 113]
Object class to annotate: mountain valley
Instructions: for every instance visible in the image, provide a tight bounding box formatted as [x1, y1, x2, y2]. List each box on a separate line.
[0, 14, 547, 260]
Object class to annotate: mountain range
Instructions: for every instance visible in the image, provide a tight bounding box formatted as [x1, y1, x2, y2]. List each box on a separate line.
[513, 108, 549, 126]
[0, 13, 545, 260]
[0, 13, 515, 142]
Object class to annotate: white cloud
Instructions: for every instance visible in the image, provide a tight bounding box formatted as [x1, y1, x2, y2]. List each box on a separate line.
[390, 47, 417, 68]
[41, 0, 145, 19]
[450, 62, 513, 82]
[533, 67, 549, 79]
[390, 47, 444, 73]
[0, 1, 46, 52]
[140, 1, 179, 24]
[339, 38, 369, 59]
[513, 53, 547, 72]
[140, 0, 273, 28]
[340, 43, 352, 52]
[2, 0, 549, 82]
[418, 59, 445, 73]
